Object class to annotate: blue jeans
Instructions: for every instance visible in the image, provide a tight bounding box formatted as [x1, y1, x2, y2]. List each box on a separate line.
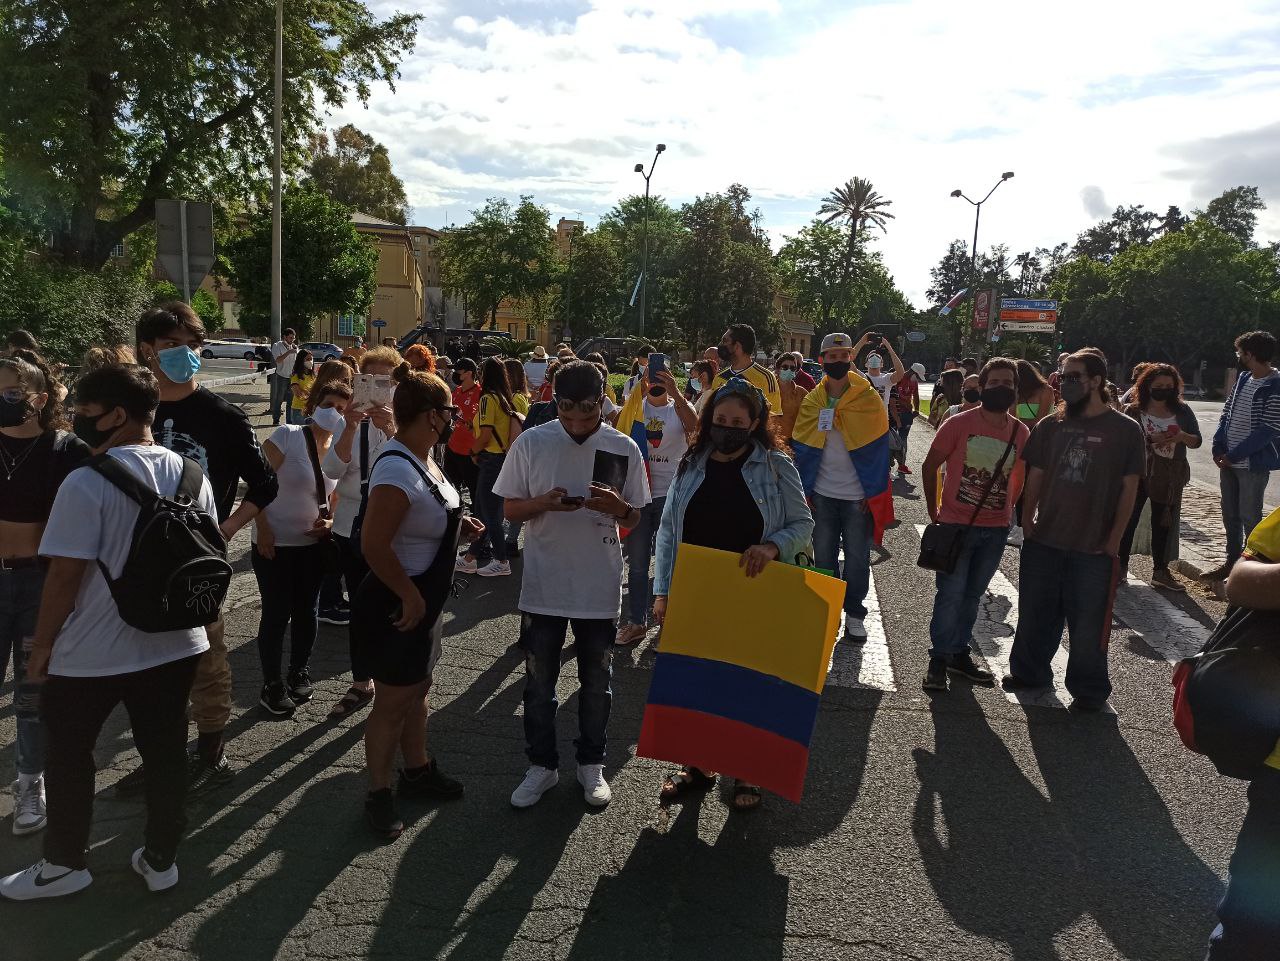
[270, 375, 291, 425]
[1009, 539, 1118, 702]
[287, 405, 304, 425]
[626, 496, 666, 625]
[1207, 767, 1280, 959]
[473, 452, 508, 564]
[1220, 468, 1270, 567]
[811, 492, 872, 620]
[927, 524, 1007, 657]
[519, 613, 614, 769]
[0, 566, 47, 777]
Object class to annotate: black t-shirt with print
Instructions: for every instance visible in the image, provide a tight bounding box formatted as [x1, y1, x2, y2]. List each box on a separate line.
[1022, 408, 1145, 554]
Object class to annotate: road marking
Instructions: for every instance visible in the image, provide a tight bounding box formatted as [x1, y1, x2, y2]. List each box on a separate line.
[826, 566, 896, 692]
[1114, 573, 1210, 661]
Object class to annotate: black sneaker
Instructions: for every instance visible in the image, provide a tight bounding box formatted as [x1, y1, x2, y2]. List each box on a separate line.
[947, 652, 995, 685]
[922, 656, 949, 692]
[365, 788, 403, 838]
[1069, 697, 1108, 714]
[1001, 673, 1039, 692]
[114, 765, 149, 798]
[398, 759, 464, 800]
[187, 752, 234, 797]
[287, 669, 314, 704]
[318, 606, 351, 626]
[259, 682, 296, 716]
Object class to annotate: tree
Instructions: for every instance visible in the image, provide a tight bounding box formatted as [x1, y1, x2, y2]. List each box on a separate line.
[437, 196, 558, 329]
[306, 124, 409, 224]
[1073, 205, 1162, 262]
[1197, 186, 1266, 249]
[558, 229, 627, 341]
[0, 0, 419, 269]
[226, 189, 377, 339]
[777, 220, 854, 336]
[817, 177, 894, 308]
[597, 194, 685, 335]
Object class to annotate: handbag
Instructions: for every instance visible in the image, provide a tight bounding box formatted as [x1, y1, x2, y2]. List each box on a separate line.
[1173, 605, 1280, 780]
[347, 421, 372, 557]
[302, 426, 342, 574]
[917, 421, 1018, 575]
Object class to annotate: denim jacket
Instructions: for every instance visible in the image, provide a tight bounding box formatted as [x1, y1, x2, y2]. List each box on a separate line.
[653, 442, 815, 596]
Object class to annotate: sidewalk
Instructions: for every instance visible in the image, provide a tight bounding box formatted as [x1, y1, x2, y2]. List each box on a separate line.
[1173, 480, 1227, 580]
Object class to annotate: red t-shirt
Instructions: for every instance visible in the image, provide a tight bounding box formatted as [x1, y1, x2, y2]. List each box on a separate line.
[450, 383, 482, 455]
[931, 408, 1029, 527]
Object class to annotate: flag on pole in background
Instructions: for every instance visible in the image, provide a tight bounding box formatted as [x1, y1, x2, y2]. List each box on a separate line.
[938, 288, 970, 316]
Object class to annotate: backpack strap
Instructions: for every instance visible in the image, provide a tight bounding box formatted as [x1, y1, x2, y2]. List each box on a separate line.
[88, 453, 160, 508]
[372, 449, 452, 509]
[176, 456, 204, 504]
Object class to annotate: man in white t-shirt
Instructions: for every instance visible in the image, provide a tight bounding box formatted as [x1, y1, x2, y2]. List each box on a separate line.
[622, 343, 655, 400]
[493, 361, 650, 810]
[1, 365, 215, 902]
[269, 327, 298, 426]
[616, 368, 697, 646]
[523, 345, 550, 390]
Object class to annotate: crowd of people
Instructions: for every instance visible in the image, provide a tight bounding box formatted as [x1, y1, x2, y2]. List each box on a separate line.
[1, 315, 1278, 956]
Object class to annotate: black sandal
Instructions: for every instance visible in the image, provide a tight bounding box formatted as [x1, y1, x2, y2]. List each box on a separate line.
[731, 781, 762, 812]
[659, 767, 717, 802]
[328, 686, 374, 719]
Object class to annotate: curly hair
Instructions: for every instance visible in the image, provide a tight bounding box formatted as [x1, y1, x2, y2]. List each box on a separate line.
[1132, 362, 1186, 411]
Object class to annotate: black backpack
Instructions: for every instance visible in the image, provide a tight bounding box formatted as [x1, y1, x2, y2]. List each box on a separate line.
[88, 453, 232, 633]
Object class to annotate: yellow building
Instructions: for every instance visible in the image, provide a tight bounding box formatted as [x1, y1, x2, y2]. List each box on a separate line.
[318, 212, 424, 346]
[774, 292, 815, 358]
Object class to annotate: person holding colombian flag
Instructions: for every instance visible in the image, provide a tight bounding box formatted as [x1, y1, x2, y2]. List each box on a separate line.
[790, 332, 892, 643]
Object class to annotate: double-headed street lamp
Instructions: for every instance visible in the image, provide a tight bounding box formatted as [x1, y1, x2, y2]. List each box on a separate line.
[634, 143, 666, 338]
[950, 171, 1015, 284]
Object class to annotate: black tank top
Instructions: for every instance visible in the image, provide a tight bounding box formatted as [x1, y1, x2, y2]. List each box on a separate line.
[0, 430, 91, 524]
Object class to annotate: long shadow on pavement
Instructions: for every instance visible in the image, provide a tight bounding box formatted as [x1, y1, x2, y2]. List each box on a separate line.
[914, 686, 1221, 961]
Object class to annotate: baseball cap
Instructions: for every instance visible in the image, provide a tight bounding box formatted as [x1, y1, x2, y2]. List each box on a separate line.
[819, 332, 853, 354]
[911, 362, 926, 378]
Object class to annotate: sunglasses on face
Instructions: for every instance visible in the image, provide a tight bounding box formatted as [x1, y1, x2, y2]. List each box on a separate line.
[1, 388, 26, 404]
[555, 395, 604, 415]
[779, 366, 796, 373]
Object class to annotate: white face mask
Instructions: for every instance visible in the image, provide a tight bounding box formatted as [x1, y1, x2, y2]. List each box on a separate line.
[310, 405, 346, 434]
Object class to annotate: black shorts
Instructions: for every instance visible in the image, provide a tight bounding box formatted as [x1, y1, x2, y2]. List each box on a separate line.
[352, 572, 444, 687]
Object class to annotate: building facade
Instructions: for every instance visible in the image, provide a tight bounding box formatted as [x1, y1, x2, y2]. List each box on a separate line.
[773, 292, 815, 358]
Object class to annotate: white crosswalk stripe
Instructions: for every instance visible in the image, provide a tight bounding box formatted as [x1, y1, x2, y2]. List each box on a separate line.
[826, 570, 896, 691]
[1113, 574, 1210, 661]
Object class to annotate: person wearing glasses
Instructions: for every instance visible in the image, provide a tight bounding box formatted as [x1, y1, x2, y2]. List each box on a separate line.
[774, 353, 810, 441]
[650, 377, 813, 811]
[493, 361, 650, 810]
[355, 364, 483, 838]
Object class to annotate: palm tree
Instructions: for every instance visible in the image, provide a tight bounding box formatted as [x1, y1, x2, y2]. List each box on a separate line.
[817, 177, 895, 313]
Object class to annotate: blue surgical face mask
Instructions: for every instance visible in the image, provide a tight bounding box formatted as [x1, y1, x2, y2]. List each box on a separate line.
[779, 369, 797, 383]
[689, 379, 703, 395]
[157, 345, 201, 384]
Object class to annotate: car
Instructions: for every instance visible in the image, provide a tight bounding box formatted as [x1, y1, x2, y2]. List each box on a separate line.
[301, 341, 341, 361]
[802, 359, 823, 382]
[200, 339, 262, 361]
[398, 324, 513, 357]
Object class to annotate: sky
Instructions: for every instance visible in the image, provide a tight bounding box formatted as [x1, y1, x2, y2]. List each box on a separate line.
[331, 0, 1280, 306]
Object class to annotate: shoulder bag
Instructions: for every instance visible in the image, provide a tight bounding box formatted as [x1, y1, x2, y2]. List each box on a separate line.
[302, 427, 342, 574]
[917, 421, 1018, 575]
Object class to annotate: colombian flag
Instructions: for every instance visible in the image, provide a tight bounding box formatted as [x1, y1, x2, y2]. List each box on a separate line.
[614, 384, 652, 469]
[637, 545, 846, 802]
[789, 375, 893, 544]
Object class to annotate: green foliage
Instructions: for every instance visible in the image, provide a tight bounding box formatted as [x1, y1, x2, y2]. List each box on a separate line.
[306, 124, 409, 225]
[596, 194, 684, 335]
[226, 188, 377, 339]
[151, 282, 224, 334]
[558, 228, 628, 341]
[777, 220, 850, 336]
[481, 336, 535, 357]
[438, 197, 558, 329]
[0, 0, 420, 268]
[1197, 186, 1265, 249]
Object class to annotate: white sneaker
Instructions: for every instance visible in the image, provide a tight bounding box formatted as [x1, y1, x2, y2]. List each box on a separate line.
[843, 618, 867, 641]
[454, 554, 478, 574]
[11, 776, 47, 836]
[476, 560, 511, 577]
[1007, 527, 1025, 548]
[510, 766, 559, 808]
[132, 847, 179, 893]
[576, 764, 612, 807]
[0, 860, 92, 901]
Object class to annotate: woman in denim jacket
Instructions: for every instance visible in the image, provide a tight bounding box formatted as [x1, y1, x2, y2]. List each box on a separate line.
[650, 378, 814, 812]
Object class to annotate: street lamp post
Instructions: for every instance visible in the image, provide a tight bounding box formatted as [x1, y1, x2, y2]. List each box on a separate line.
[563, 223, 578, 343]
[634, 144, 666, 339]
[950, 172, 1014, 353]
[270, 0, 283, 342]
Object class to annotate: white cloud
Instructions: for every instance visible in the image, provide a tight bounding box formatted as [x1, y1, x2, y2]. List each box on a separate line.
[333, 0, 1280, 304]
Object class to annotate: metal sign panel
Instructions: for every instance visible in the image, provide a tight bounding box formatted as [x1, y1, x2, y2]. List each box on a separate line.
[905, 331, 926, 342]
[155, 200, 215, 297]
[973, 289, 995, 331]
[999, 298, 1058, 311]
[998, 308, 1058, 324]
[998, 321, 1057, 334]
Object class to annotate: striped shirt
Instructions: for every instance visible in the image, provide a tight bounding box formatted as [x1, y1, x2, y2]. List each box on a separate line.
[1227, 377, 1265, 468]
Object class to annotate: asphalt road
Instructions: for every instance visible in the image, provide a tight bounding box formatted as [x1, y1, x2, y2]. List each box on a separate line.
[0, 383, 1248, 960]
[1184, 400, 1280, 509]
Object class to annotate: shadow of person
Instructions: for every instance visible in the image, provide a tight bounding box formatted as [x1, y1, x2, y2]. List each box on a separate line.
[1026, 712, 1223, 961]
[563, 792, 788, 960]
[914, 686, 1079, 960]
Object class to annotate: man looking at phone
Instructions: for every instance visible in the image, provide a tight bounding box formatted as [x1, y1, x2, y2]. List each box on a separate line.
[493, 361, 650, 809]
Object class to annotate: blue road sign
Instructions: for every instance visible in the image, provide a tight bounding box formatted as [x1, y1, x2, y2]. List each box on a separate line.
[999, 298, 1058, 311]
[372, 319, 387, 328]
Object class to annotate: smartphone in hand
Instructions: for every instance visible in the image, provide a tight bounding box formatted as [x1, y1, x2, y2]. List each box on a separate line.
[648, 353, 667, 381]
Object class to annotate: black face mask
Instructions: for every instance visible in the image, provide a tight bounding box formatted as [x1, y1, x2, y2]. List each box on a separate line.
[1149, 387, 1176, 403]
[980, 385, 1016, 412]
[0, 396, 32, 428]
[709, 424, 751, 455]
[962, 388, 981, 404]
[716, 344, 733, 365]
[72, 410, 119, 448]
[435, 412, 454, 447]
[648, 386, 666, 398]
[823, 361, 851, 380]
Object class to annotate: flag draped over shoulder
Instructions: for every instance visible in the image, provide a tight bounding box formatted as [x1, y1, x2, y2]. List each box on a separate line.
[790, 375, 892, 544]
[614, 384, 650, 468]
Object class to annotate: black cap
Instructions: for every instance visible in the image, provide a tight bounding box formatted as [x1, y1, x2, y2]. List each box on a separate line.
[455, 357, 478, 374]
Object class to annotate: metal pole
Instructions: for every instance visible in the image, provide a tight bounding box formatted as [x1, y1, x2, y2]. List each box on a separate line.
[564, 229, 574, 341]
[270, 0, 283, 341]
[179, 200, 191, 303]
[640, 181, 649, 339]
